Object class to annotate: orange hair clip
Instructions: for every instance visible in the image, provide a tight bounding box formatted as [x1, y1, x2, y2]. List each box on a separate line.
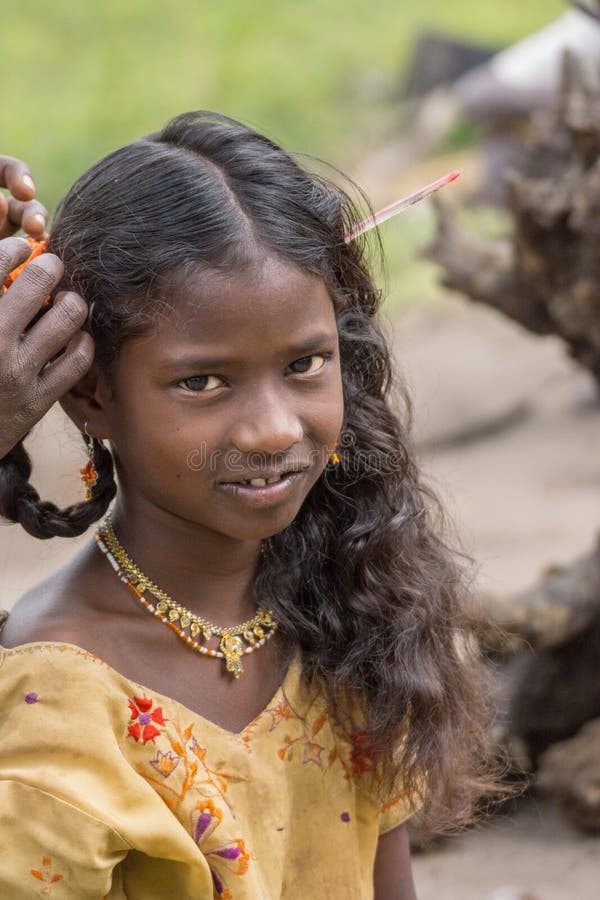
[2, 237, 51, 307]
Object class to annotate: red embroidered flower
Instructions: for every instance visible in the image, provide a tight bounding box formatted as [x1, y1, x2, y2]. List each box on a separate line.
[349, 730, 375, 775]
[127, 695, 167, 744]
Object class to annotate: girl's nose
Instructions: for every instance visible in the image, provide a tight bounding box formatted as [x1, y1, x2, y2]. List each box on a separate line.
[229, 392, 304, 455]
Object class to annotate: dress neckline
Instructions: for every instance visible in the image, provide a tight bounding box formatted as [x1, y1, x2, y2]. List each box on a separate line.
[0, 615, 302, 739]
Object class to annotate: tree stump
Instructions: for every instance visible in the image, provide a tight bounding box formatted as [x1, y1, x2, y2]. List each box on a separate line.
[425, 53, 600, 383]
[537, 718, 600, 833]
[424, 51, 600, 830]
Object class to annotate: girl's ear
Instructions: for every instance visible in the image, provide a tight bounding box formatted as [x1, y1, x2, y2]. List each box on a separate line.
[59, 363, 114, 439]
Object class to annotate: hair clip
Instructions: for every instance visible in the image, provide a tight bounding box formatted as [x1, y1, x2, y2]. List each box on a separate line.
[344, 170, 460, 243]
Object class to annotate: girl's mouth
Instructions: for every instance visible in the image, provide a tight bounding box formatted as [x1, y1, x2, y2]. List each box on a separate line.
[215, 470, 306, 507]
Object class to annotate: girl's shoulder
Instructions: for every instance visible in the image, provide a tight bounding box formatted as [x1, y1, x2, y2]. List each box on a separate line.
[1, 576, 85, 647]
[0, 558, 141, 722]
[0, 615, 134, 707]
[1, 539, 118, 651]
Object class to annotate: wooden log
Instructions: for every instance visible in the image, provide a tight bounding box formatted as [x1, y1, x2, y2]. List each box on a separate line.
[477, 538, 600, 655]
[507, 612, 600, 765]
[425, 48, 600, 827]
[536, 717, 600, 833]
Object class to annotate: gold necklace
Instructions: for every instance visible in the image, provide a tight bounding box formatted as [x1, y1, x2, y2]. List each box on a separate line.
[95, 515, 277, 679]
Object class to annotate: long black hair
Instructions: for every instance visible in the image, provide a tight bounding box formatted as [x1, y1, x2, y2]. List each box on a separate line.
[0, 112, 498, 829]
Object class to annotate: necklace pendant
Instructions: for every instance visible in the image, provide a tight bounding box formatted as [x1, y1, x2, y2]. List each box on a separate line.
[95, 516, 278, 677]
[220, 633, 244, 679]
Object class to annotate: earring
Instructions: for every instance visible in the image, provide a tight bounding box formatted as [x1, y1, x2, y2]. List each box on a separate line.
[80, 421, 98, 501]
[328, 437, 341, 467]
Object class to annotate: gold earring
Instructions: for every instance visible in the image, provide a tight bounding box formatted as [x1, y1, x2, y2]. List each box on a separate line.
[80, 421, 98, 501]
[328, 438, 341, 467]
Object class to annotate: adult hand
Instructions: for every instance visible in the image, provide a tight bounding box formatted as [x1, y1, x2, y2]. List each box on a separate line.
[0, 159, 94, 460]
[0, 156, 94, 459]
[0, 239, 94, 458]
[0, 155, 48, 238]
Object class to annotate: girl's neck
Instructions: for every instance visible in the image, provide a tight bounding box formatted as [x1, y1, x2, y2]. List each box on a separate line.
[101, 500, 264, 627]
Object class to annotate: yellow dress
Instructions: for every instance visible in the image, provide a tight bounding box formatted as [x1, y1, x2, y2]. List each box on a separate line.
[0, 635, 417, 899]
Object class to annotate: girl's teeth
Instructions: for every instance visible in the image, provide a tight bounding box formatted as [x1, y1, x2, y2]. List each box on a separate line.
[242, 474, 289, 487]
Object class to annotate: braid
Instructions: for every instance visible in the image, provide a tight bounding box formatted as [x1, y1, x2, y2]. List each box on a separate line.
[0, 434, 116, 539]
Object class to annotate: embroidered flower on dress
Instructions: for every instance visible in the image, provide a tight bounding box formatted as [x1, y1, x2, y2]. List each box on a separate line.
[24, 692, 39, 704]
[303, 741, 325, 767]
[266, 698, 293, 730]
[268, 694, 331, 770]
[191, 798, 250, 900]
[31, 856, 62, 893]
[127, 695, 167, 744]
[188, 735, 207, 764]
[349, 730, 375, 775]
[150, 749, 181, 778]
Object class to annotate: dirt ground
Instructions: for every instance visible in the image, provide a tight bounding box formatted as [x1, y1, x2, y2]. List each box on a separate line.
[1, 295, 599, 898]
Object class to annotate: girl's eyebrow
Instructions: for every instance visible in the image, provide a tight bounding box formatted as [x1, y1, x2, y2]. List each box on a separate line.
[158, 331, 339, 370]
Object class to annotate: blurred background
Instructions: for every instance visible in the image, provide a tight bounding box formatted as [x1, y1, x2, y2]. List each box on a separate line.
[3, 2, 600, 898]
[1, 0, 566, 312]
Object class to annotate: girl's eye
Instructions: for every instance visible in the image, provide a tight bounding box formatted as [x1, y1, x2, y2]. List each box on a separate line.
[288, 354, 327, 375]
[177, 375, 225, 393]
[176, 354, 329, 393]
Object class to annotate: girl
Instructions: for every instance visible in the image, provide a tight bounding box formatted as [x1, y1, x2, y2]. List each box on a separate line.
[0, 111, 492, 899]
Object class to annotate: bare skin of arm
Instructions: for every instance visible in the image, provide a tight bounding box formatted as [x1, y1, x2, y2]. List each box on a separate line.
[374, 824, 418, 900]
[0, 155, 94, 459]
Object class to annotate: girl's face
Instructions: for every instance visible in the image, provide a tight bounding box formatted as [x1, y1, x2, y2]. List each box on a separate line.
[95, 256, 344, 542]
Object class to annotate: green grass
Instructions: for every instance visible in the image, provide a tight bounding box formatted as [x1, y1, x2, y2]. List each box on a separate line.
[3, 1, 564, 210]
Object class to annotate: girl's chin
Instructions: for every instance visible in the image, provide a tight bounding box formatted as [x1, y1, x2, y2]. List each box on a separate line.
[209, 499, 308, 543]
[217, 508, 303, 543]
